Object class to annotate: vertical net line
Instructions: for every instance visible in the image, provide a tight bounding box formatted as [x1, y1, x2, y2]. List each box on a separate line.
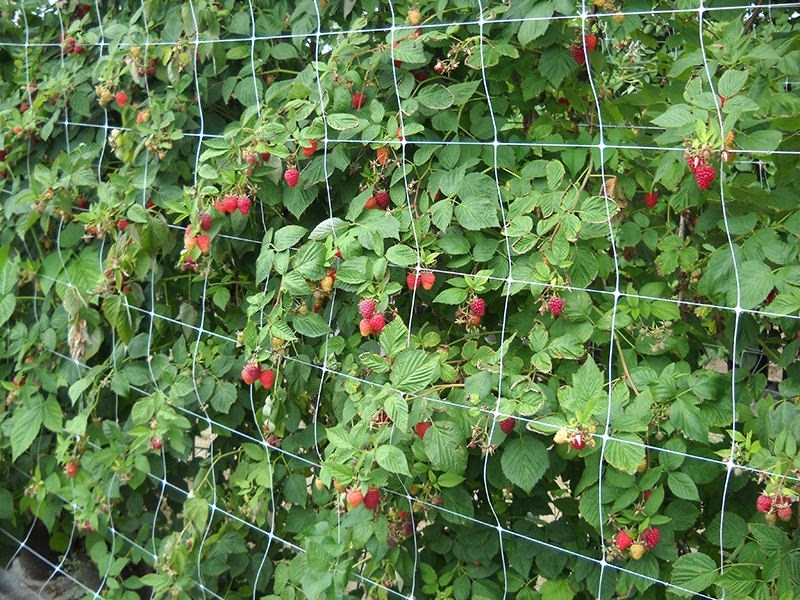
[474, 3, 514, 599]
[697, 1, 741, 586]
[581, 3, 623, 597]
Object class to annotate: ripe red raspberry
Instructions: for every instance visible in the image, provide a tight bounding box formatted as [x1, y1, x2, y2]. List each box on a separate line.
[615, 530, 634, 551]
[374, 190, 390, 209]
[571, 433, 585, 450]
[364, 488, 381, 510]
[642, 527, 660, 549]
[65, 461, 79, 478]
[407, 272, 419, 290]
[499, 417, 515, 434]
[369, 313, 386, 334]
[241, 363, 261, 385]
[150, 437, 163, 451]
[415, 421, 431, 439]
[284, 168, 300, 188]
[359, 318, 373, 336]
[777, 505, 793, 521]
[756, 494, 773, 513]
[195, 234, 211, 254]
[548, 296, 565, 317]
[217, 195, 237, 214]
[237, 195, 252, 215]
[470, 298, 486, 317]
[117, 219, 128, 230]
[571, 45, 586, 65]
[584, 34, 598, 52]
[419, 271, 436, 290]
[259, 368, 275, 390]
[358, 299, 376, 319]
[693, 164, 716, 190]
[115, 91, 128, 107]
[302, 139, 318, 157]
[199, 213, 213, 231]
[352, 92, 366, 109]
[644, 191, 658, 208]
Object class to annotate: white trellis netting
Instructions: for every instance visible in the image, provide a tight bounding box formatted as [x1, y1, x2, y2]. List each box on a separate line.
[1, 1, 800, 599]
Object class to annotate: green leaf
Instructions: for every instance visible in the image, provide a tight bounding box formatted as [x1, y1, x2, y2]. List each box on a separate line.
[209, 382, 237, 413]
[11, 403, 43, 462]
[417, 84, 454, 110]
[518, 4, 553, 45]
[292, 311, 331, 338]
[538, 46, 573, 87]
[385, 244, 418, 267]
[500, 434, 549, 493]
[274, 225, 307, 251]
[718, 69, 748, 99]
[669, 552, 718, 597]
[308, 217, 349, 240]
[390, 349, 440, 393]
[651, 104, 695, 128]
[102, 294, 135, 344]
[605, 434, 646, 474]
[424, 420, 467, 474]
[379, 317, 408, 358]
[737, 260, 774, 309]
[327, 113, 361, 130]
[454, 197, 499, 231]
[668, 471, 700, 501]
[375, 444, 410, 476]
[433, 287, 468, 305]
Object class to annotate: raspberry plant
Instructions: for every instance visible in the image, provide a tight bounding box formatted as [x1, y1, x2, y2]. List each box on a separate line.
[1, 2, 800, 600]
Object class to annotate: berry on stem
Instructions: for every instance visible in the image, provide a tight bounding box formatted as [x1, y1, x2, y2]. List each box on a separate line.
[642, 527, 660, 549]
[358, 299, 376, 319]
[352, 92, 366, 109]
[407, 272, 419, 290]
[415, 421, 431, 439]
[115, 91, 128, 107]
[346, 488, 364, 508]
[470, 298, 486, 317]
[644, 191, 658, 208]
[237, 195, 252, 215]
[364, 488, 381, 510]
[259, 368, 275, 390]
[241, 363, 261, 386]
[369, 313, 386, 334]
[499, 417, 515, 434]
[548, 296, 565, 317]
[374, 190, 390, 209]
[199, 213, 213, 231]
[284, 168, 299, 188]
[615, 530, 633, 551]
[419, 271, 436, 290]
[694, 164, 716, 190]
[756, 494, 773, 513]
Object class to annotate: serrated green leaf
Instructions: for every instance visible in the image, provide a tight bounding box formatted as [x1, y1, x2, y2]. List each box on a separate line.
[669, 553, 718, 597]
[432, 287, 468, 305]
[718, 69, 748, 99]
[424, 421, 467, 474]
[605, 434, 646, 474]
[500, 434, 549, 493]
[417, 84, 454, 110]
[668, 471, 700, 501]
[651, 104, 695, 128]
[11, 403, 43, 463]
[390, 349, 440, 394]
[292, 311, 331, 338]
[375, 444, 410, 476]
[385, 244, 418, 267]
[327, 113, 360, 130]
[274, 225, 307, 251]
[379, 317, 408, 358]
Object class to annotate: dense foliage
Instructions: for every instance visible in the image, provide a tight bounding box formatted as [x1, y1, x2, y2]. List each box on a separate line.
[2, 0, 800, 598]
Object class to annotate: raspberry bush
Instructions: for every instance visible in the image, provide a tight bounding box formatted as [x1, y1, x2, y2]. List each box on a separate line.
[1, 1, 800, 599]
